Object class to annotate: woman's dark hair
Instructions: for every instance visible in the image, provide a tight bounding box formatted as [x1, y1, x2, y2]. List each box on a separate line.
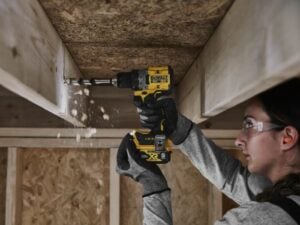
[257, 78, 300, 135]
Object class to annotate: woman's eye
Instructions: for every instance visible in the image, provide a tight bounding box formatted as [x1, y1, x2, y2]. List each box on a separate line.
[244, 121, 254, 129]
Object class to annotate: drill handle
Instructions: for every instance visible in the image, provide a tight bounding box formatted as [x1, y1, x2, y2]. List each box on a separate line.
[135, 94, 172, 136]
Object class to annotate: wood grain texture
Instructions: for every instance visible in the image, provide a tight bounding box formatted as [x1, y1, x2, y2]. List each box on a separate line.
[0, 0, 83, 127]
[38, 0, 234, 83]
[5, 148, 23, 225]
[202, 0, 300, 116]
[21, 148, 109, 225]
[0, 148, 7, 225]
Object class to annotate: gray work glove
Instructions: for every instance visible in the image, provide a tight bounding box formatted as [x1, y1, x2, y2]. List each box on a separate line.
[134, 97, 193, 145]
[116, 133, 170, 197]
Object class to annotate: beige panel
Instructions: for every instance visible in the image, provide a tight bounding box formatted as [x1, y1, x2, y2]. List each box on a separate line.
[21, 148, 109, 225]
[0, 148, 7, 225]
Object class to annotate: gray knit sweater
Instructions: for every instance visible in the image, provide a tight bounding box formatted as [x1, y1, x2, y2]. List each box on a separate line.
[143, 122, 300, 225]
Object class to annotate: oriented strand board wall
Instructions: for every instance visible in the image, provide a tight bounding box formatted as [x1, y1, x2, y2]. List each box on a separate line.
[120, 177, 143, 225]
[121, 149, 209, 225]
[22, 148, 109, 225]
[0, 148, 7, 225]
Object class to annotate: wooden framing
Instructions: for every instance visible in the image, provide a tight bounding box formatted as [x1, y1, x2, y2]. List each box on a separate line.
[0, 0, 83, 127]
[0, 128, 239, 149]
[110, 148, 120, 225]
[177, 0, 300, 120]
[5, 148, 23, 225]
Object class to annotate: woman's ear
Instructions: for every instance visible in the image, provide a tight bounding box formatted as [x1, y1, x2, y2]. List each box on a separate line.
[281, 126, 299, 150]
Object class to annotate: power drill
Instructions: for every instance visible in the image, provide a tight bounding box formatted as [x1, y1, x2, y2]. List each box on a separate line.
[65, 66, 174, 163]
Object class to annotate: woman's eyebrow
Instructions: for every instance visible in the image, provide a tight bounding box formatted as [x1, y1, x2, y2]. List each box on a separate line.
[243, 115, 255, 120]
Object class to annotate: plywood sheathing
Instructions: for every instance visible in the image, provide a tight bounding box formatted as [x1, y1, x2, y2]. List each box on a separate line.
[22, 148, 109, 225]
[39, 0, 234, 83]
[0, 149, 7, 225]
[121, 150, 209, 225]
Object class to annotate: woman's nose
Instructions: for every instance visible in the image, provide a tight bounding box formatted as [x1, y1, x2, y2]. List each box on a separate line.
[235, 131, 246, 148]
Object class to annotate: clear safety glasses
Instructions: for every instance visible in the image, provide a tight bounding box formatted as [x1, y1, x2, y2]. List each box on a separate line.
[241, 117, 284, 136]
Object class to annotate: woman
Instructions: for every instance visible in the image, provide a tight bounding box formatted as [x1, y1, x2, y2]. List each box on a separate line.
[116, 78, 300, 225]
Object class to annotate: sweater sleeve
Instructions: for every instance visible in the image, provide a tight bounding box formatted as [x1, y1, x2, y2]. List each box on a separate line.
[143, 190, 173, 225]
[175, 117, 272, 205]
[215, 201, 299, 225]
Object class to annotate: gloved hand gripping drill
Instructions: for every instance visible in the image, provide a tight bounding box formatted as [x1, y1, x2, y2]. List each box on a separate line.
[65, 66, 175, 163]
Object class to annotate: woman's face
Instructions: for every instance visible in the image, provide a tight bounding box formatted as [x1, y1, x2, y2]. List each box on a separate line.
[235, 99, 282, 178]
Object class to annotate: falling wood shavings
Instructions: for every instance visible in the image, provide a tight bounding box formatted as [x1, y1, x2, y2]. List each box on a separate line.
[74, 90, 83, 95]
[74, 100, 78, 105]
[57, 133, 61, 138]
[81, 113, 88, 122]
[71, 109, 78, 117]
[103, 114, 110, 121]
[84, 128, 97, 138]
[100, 106, 105, 113]
[90, 99, 95, 104]
[83, 88, 90, 96]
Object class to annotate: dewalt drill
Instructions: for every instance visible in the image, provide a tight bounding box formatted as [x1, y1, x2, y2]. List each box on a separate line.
[65, 66, 174, 163]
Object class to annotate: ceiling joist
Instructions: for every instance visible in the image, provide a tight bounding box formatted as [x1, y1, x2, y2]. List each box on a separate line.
[0, 0, 84, 127]
[177, 0, 300, 121]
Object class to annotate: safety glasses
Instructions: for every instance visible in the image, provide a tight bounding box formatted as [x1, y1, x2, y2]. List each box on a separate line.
[241, 117, 284, 136]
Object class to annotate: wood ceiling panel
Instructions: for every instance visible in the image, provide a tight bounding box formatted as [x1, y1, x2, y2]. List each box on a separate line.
[66, 44, 198, 82]
[39, 0, 234, 82]
[39, 0, 233, 45]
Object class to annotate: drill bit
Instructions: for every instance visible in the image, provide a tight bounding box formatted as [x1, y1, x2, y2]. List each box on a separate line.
[64, 78, 118, 87]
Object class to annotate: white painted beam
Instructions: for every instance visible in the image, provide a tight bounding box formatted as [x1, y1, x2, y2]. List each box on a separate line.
[0, 0, 84, 127]
[177, 0, 300, 119]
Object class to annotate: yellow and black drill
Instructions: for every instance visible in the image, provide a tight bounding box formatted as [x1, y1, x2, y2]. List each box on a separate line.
[65, 66, 174, 163]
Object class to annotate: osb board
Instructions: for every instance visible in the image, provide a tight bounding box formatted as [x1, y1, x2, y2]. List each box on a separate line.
[66, 44, 199, 83]
[120, 177, 143, 225]
[0, 148, 7, 225]
[39, 0, 234, 82]
[22, 148, 109, 225]
[120, 149, 209, 225]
